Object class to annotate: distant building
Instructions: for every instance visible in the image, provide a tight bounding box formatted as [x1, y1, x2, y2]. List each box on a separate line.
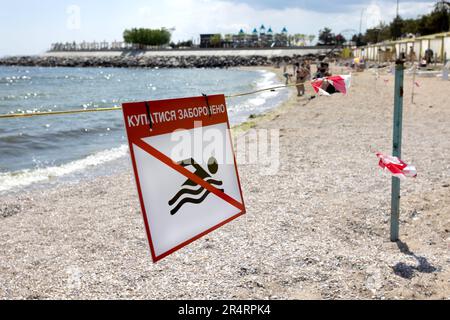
[49, 25, 295, 52]
[251, 28, 259, 45]
[274, 27, 289, 47]
[259, 24, 266, 35]
[200, 34, 221, 48]
[199, 25, 291, 49]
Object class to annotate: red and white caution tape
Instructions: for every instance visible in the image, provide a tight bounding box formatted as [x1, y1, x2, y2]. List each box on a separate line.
[376, 152, 417, 179]
[311, 75, 352, 96]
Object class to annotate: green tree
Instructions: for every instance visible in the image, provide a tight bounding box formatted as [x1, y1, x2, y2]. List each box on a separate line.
[179, 40, 193, 47]
[356, 0, 450, 46]
[399, 1, 449, 36]
[352, 33, 367, 46]
[318, 27, 335, 45]
[335, 33, 346, 45]
[402, 18, 420, 35]
[169, 40, 193, 49]
[428, 0, 450, 33]
[390, 16, 404, 40]
[363, 23, 391, 44]
[210, 34, 222, 48]
[123, 28, 171, 48]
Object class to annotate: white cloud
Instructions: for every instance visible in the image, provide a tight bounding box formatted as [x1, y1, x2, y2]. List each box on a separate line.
[0, 0, 435, 56]
[364, 0, 434, 29]
[133, 0, 434, 43]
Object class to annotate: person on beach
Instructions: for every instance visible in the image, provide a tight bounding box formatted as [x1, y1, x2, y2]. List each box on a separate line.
[282, 62, 292, 85]
[313, 62, 331, 79]
[293, 62, 300, 74]
[419, 57, 428, 68]
[305, 61, 312, 78]
[408, 46, 417, 63]
[425, 48, 434, 64]
[308, 61, 340, 98]
[296, 63, 310, 96]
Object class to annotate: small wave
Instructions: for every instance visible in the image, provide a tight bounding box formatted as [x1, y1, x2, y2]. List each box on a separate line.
[0, 145, 129, 193]
[247, 97, 266, 107]
[0, 75, 32, 84]
[241, 70, 280, 108]
[0, 92, 48, 101]
[0, 125, 121, 145]
[255, 70, 278, 89]
[31, 75, 96, 81]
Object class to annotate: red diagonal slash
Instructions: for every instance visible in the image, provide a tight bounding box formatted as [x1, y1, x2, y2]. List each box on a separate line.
[133, 138, 245, 212]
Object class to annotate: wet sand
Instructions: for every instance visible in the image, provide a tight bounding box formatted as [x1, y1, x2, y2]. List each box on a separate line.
[0, 65, 449, 299]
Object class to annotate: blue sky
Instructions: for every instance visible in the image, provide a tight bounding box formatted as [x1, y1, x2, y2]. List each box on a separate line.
[0, 0, 436, 56]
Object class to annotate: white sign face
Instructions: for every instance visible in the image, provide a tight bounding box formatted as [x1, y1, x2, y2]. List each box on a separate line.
[122, 95, 245, 262]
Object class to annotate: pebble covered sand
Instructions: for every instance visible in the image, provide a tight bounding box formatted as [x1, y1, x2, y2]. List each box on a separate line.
[0, 66, 449, 299]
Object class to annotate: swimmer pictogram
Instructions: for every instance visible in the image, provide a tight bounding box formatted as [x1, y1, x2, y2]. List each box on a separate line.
[168, 157, 224, 215]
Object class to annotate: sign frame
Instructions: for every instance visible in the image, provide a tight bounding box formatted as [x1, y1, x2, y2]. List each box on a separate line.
[122, 94, 246, 262]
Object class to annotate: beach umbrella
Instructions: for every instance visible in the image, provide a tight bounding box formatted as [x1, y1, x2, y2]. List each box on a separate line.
[311, 75, 352, 96]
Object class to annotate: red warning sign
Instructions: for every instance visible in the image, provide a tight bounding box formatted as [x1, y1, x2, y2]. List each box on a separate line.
[122, 95, 246, 262]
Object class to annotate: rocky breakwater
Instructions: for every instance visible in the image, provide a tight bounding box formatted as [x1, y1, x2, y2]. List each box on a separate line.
[0, 53, 321, 68]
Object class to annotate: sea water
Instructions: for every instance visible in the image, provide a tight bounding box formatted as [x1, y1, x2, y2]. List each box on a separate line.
[0, 66, 288, 194]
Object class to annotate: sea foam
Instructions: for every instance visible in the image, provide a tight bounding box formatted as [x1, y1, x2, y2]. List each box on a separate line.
[0, 145, 128, 193]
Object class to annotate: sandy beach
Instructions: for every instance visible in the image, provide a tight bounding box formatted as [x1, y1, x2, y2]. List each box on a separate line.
[0, 65, 449, 300]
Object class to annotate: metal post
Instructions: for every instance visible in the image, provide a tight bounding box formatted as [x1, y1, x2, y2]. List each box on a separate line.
[411, 64, 416, 104]
[391, 54, 405, 242]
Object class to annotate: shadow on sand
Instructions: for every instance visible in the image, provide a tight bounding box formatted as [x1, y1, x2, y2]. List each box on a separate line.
[392, 241, 439, 279]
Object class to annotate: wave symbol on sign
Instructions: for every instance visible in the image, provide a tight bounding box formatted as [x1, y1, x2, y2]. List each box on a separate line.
[168, 157, 223, 215]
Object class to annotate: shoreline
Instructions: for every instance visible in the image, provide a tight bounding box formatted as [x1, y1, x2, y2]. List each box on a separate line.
[1, 65, 448, 300]
[0, 66, 291, 195]
[231, 68, 297, 140]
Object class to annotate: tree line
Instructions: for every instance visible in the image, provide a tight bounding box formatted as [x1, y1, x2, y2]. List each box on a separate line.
[317, 1, 449, 47]
[123, 28, 171, 48]
[317, 27, 347, 46]
[353, 0, 450, 45]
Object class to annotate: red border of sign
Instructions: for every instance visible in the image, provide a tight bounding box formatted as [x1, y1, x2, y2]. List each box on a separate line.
[122, 95, 246, 263]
